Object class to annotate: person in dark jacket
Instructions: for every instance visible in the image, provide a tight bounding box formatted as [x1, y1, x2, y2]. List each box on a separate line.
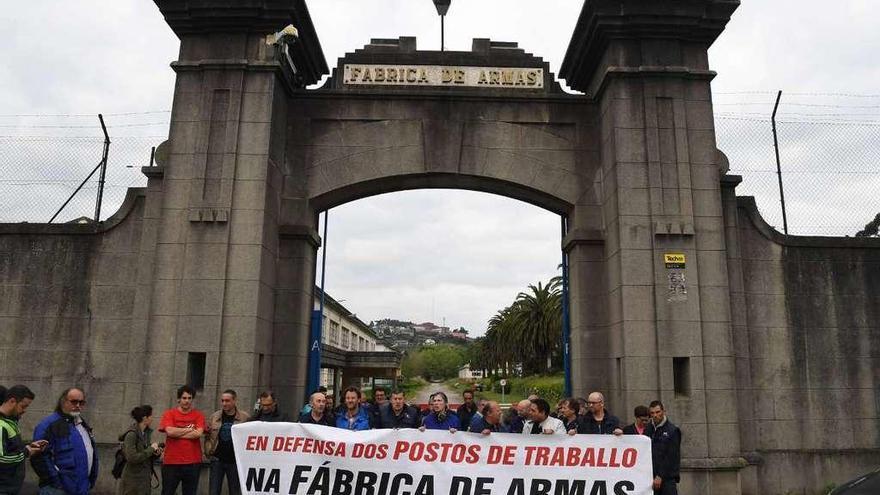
[647, 401, 681, 494]
[378, 391, 419, 429]
[506, 399, 531, 434]
[120, 405, 161, 495]
[251, 391, 292, 422]
[622, 405, 651, 436]
[455, 391, 477, 432]
[1, 385, 45, 495]
[576, 392, 622, 435]
[419, 392, 459, 432]
[557, 398, 580, 433]
[31, 387, 98, 495]
[469, 401, 507, 434]
[367, 387, 388, 429]
[299, 392, 334, 426]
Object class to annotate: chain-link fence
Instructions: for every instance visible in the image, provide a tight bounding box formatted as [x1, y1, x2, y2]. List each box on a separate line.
[715, 93, 880, 237]
[1, 102, 879, 236]
[0, 113, 166, 223]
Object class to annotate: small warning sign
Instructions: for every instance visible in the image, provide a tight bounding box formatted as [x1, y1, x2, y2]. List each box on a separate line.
[664, 253, 686, 269]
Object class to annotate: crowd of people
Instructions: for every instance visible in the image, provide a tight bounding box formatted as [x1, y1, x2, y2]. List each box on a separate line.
[0, 383, 682, 495]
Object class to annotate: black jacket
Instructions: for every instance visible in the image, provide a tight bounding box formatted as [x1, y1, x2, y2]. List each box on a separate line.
[576, 411, 621, 434]
[298, 411, 334, 427]
[378, 403, 420, 429]
[251, 408, 292, 423]
[455, 403, 478, 432]
[622, 423, 650, 436]
[647, 418, 682, 482]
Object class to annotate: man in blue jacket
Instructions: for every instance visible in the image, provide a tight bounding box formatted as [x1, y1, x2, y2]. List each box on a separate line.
[31, 388, 98, 495]
[335, 387, 371, 431]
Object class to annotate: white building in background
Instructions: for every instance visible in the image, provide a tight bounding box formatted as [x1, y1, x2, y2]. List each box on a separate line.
[458, 364, 484, 380]
[315, 288, 392, 392]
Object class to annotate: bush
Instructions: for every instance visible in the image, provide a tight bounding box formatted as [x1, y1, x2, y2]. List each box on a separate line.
[474, 374, 564, 404]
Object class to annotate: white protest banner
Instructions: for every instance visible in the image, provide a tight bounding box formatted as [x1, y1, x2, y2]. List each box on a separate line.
[232, 422, 653, 495]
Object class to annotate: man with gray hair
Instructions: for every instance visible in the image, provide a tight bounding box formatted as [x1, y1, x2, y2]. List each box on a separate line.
[31, 387, 98, 495]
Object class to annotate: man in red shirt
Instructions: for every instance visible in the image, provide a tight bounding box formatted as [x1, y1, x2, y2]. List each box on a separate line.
[159, 385, 206, 495]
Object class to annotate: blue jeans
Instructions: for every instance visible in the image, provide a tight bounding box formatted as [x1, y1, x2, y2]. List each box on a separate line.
[38, 487, 67, 495]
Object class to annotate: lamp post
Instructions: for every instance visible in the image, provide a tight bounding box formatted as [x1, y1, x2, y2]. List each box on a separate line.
[432, 0, 451, 52]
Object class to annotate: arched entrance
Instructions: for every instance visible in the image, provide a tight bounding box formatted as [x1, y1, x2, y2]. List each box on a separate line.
[276, 35, 607, 406]
[145, 1, 742, 491]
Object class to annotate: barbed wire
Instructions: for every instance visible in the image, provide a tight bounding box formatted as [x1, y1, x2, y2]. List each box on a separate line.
[1, 102, 878, 237]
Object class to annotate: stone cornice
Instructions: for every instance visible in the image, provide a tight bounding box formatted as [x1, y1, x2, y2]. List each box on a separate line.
[154, 0, 328, 86]
[560, 0, 739, 93]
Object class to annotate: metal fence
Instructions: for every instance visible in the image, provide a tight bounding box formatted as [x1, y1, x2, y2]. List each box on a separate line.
[715, 93, 880, 237]
[0, 113, 165, 223]
[1, 100, 879, 236]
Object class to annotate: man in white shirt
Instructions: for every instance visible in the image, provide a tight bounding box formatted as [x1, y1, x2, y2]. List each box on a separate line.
[521, 398, 566, 435]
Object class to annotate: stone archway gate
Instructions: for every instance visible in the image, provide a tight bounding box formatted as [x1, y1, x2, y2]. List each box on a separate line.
[3, 1, 880, 494]
[144, 0, 743, 489]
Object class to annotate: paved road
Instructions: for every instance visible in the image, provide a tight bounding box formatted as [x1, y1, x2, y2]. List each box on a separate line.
[411, 382, 460, 404]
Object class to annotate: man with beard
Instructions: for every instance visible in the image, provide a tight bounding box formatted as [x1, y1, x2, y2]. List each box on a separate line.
[31, 388, 98, 495]
[1, 385, 46, 495]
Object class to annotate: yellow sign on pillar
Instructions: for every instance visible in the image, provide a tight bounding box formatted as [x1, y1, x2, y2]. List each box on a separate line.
[664, 253, 686, 269]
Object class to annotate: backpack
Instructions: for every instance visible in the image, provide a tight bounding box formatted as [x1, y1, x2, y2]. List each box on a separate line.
[111, 430, 134, 479]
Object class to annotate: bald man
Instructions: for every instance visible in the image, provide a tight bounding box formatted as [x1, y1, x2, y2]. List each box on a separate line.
[506, 399, 531, 434]
[298, 392, 334, 426]
[575, 392, 622, 435]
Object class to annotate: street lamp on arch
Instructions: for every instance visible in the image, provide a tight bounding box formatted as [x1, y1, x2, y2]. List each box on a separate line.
[432, 0, 451, 52]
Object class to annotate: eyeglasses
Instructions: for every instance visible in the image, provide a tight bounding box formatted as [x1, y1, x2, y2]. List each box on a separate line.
[68, 399, 87, 406]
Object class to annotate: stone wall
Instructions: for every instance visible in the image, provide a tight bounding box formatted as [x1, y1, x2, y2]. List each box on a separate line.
[724, 183, 880, 494]
[0, 190, 147, 493]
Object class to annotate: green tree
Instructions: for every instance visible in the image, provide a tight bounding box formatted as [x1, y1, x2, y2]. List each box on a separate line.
[475, 276, 563, 376]
[401, 344, 466, 380]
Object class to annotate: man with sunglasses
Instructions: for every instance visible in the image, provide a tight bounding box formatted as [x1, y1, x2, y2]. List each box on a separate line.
[31, 388, 98, 495]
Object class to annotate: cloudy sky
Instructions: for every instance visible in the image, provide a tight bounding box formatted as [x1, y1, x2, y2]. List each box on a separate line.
[1, 1, 878, 335]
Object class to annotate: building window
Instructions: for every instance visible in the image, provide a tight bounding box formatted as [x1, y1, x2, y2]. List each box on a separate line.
[330, 321, 340, 346]
[187, 352, 207, 391]
[342, 328, 350, 349]
[673, 357, 690, 397]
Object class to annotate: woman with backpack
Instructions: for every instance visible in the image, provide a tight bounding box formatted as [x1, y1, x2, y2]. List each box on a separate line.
[120, 405, 162, 495]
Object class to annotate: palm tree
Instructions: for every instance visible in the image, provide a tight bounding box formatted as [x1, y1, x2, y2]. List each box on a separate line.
[476, 277, 564, 377]
[512, 281, 562, 374]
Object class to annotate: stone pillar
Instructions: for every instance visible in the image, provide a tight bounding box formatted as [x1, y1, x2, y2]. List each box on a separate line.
[142, 0, 326, 411]
[275, 226, 320, 407]
[561, 1, 745, 492]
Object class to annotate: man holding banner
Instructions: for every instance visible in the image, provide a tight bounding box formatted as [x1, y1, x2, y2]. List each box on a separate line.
[298, 393, 334, 427]
[335, 388, 371, 431]
[521, 398, 566, 435]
